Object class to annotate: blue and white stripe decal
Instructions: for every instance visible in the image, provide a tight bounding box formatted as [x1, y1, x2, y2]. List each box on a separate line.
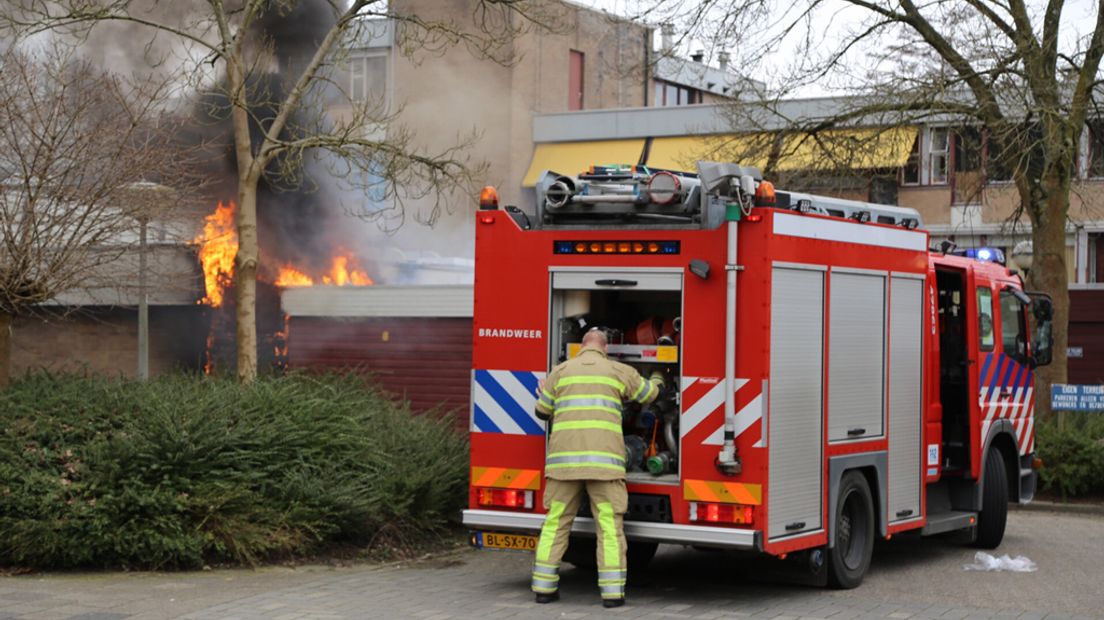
[472, 369, 547, 435]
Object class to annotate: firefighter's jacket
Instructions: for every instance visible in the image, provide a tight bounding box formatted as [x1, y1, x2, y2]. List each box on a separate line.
[536, 347, 661, 480]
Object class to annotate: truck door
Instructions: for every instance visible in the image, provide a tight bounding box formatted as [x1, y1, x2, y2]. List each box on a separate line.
[989, 286, 1032, 451]
[936, 267, 970, 473]
[972, 283, 997, 471]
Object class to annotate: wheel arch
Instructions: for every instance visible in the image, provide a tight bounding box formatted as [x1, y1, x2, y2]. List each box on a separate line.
[827, 453, 887, 548]
[980, 421, 1021, 504]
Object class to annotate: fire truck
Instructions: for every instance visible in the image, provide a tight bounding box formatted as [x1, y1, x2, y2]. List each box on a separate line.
[463, 161, 1053, 588]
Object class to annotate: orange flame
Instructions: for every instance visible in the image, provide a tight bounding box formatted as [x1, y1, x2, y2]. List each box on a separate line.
[322, 254, 374, 286]
[274, 251, 374, 288]
[193, 201, 238, 307]
[275, 266, 313, 287]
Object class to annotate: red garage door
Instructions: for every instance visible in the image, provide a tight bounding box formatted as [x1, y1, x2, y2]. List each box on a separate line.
[287, 316, 473, 420]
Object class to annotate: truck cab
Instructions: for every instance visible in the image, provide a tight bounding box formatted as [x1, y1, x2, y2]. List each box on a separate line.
[926, 252, 1052, 545]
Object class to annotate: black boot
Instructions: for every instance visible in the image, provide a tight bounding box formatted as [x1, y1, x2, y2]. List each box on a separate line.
[602, 598, 625, 608]
[535, 591, 560, 604]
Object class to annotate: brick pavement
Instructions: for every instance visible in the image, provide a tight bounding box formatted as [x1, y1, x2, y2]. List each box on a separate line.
[1, 510, 1100, 620]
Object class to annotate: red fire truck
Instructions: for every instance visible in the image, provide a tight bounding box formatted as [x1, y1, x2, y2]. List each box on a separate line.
[463, 161, 1053, 588]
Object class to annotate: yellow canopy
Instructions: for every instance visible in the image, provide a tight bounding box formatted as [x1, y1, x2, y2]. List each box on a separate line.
[775, 127, 919, 171]
[645, 134, 773, 172]
[522, 139, 646, 186]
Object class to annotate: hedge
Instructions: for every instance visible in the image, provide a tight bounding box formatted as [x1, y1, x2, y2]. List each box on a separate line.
[1036, 413, 1104, 499]
[0, 372, 468, 569]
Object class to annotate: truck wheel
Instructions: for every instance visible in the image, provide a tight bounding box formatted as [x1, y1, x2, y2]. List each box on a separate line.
[562, 538, 657, 571]
[563, 536, 597, 569]
[627, 541, 659, 571]
[973, 448, 1008, 549]
[827, 471, 874, 589]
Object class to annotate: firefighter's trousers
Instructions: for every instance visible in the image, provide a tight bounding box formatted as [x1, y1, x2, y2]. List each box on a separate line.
[531, 478, 628, 600]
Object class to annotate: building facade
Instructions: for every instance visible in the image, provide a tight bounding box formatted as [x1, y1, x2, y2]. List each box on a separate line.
[337, 0, 751, 258]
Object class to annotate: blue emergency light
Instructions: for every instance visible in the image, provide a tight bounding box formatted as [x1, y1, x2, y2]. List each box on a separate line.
[962, 247, 1006, 265]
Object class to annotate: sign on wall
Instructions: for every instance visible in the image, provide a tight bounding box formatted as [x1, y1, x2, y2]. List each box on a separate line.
[1051, 384, 1104, 412]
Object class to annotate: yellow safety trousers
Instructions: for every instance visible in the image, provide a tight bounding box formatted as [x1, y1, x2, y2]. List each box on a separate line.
[531, 478, 628, 600]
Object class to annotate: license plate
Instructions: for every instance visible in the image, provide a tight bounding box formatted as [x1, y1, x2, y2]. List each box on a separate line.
[478, 532, 538, 551]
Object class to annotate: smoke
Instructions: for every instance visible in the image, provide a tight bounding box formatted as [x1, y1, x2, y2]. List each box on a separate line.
[75, 0, 475, 285]
[175, 0, 373, 278]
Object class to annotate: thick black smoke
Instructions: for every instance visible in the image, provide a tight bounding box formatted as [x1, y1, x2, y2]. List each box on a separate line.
[181, 0, 356, 276]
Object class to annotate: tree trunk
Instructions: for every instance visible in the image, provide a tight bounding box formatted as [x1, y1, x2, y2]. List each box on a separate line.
[229, 58, 259, 384]
[0, 312, 11, 389]
[1027, 184, 1070, 426]
[235, 181, 259, 383]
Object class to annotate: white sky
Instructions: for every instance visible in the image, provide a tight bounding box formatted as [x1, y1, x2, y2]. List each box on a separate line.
[574, 0, 1101, 98]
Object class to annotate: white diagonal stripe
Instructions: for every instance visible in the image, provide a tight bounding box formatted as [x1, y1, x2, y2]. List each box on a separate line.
[1022, 411, 1035, 455]
[681, 381, 726, 438]
[473, 380, 525, 434]
[492, 370, 546, 432]
[702, 393, 763, 446]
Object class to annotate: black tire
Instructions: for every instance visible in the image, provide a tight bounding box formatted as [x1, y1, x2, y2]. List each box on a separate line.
[563, 536, 597, 569]
[974, 448, 1008, 549]
[827, 471, 875, 589]
[562, 537, 657, 571]
[627, 541, 659, 571]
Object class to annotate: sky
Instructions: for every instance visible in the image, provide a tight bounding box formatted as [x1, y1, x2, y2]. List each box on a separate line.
[572, 0, 1101, 98]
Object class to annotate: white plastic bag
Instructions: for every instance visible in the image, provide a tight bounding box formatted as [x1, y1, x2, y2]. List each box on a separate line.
[963, 551, 1037, 572]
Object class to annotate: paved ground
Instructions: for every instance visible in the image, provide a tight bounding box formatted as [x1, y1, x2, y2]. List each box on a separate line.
[1, 509, 1101, 620]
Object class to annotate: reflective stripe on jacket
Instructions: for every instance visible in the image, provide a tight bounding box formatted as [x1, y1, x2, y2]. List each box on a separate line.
[535, 347, 659, 480]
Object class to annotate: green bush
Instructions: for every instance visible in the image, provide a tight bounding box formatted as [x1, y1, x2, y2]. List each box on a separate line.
[0, 372, 469, 569]
[1035, 413, 1104, 499]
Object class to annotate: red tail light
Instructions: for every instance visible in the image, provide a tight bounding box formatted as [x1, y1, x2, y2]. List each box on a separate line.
[689, 501, 753, 524]
[477, 487, 534, 509]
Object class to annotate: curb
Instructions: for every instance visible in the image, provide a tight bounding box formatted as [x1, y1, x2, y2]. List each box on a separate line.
[1012, 500, 1104, 516]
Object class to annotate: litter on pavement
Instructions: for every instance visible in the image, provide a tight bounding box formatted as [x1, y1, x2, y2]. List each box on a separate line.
[963, 551, 1038, 572]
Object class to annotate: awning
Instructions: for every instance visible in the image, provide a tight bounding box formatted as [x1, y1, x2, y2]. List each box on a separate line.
[775, 127, 918, 172]
[522, 139, 646, 186]
[645, 134, 773, 172]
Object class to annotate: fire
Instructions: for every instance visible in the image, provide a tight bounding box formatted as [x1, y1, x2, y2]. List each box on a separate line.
[323, 254, 374, 286]
[275, 266, 313, 287]
[274, 251, 374, 288]
[193, 201, 238, 307]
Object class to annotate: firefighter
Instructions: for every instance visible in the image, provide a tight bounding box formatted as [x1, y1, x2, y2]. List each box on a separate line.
[531, 328, 664, 608]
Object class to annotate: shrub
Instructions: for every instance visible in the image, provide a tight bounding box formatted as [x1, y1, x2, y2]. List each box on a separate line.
[0, 372, 469, 569]
[1035, 413, 1104, 500]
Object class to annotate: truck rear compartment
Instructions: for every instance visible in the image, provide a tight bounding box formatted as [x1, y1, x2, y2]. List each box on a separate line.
[549, 271, 682, 485]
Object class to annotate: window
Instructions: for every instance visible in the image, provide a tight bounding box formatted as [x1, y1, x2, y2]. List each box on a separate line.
[652, 79, 702, 107]
[986, 132, 1014, 182]
[929, 128, 950, 184]
[955, 127, 982, 173]
[569, 50, 585, 110]
[901, 135, 920, 185]
[349, 53, 387, 103]
[1088, 120, 1104, 178]
[977, 287, 994, 351]
[999, 290, 1026, 357]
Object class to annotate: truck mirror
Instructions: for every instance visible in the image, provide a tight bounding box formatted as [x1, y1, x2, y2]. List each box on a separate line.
[1032, 296, 1053, 321]
[1023, 292, 1053, 367]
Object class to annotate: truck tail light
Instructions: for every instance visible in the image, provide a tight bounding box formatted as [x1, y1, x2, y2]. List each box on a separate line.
[689, 501, 753, 525]
[477, 487, 534, 509]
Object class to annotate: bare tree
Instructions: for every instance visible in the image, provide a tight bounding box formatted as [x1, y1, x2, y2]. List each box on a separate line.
[2, 0, 558, 382]
[632, 0, 1104, 417]
[0, 47, 199, 387]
